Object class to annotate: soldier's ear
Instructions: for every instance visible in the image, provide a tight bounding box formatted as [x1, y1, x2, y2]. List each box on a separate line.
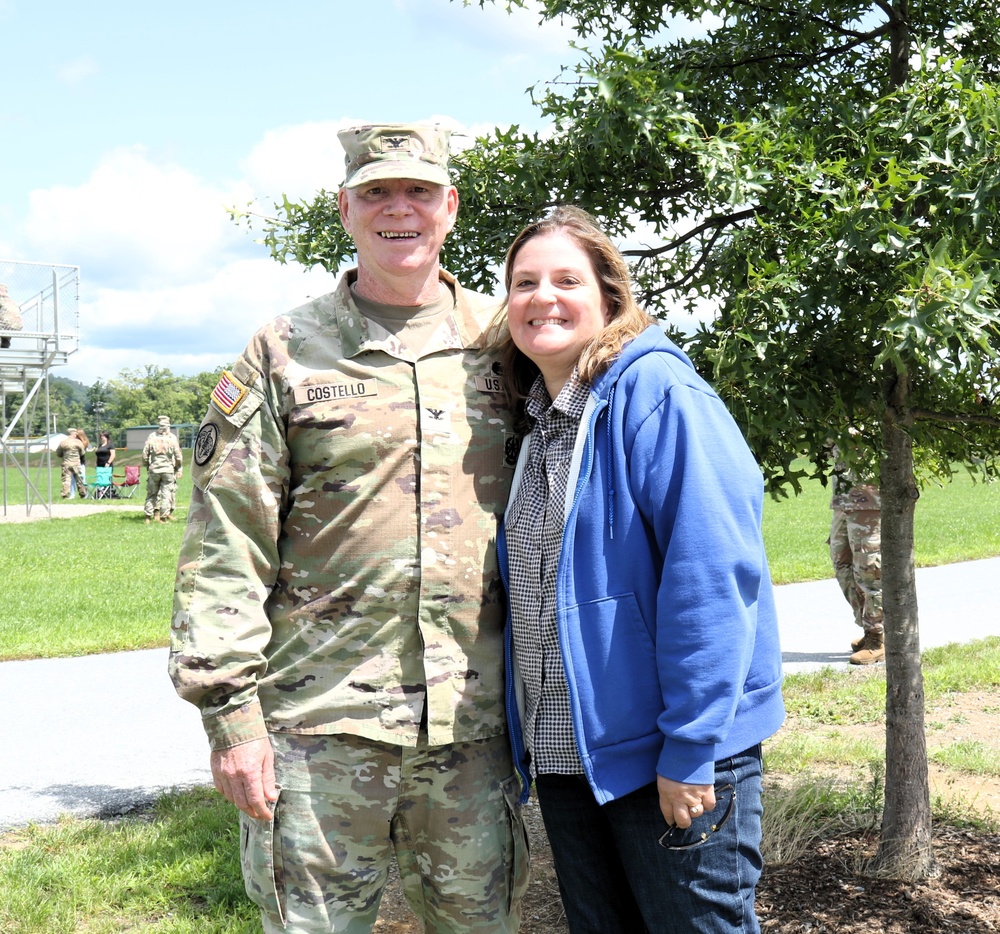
[338, 188, 353, 234]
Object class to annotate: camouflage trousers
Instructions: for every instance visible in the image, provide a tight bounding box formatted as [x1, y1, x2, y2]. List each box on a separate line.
[241, 731, 529, 934]
[61, 464, 86, 498]
[829, 507, 883, 632]
[144, 470, 176, 517]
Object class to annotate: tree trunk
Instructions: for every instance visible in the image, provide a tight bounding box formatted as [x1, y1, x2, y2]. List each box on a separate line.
[875, 364, 934, 878]
[888, 0, 910, 90]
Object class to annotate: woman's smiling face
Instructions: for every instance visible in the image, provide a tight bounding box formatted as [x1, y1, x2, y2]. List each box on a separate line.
[506, 230, 610, 398]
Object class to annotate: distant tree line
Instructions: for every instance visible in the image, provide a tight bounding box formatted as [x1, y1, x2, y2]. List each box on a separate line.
[1, 364, 228, 446]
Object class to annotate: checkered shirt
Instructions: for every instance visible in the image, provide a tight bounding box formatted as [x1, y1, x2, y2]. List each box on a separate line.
[506, 371, 591, 775]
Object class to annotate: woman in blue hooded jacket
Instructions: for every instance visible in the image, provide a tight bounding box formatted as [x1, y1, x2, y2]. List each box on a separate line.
[492, 206, 784, 934]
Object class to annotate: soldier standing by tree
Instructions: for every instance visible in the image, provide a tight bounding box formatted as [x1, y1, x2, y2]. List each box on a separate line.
[829, 442, 884, 665]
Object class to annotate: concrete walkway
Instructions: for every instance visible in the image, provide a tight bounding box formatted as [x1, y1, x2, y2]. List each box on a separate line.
[1, 558, 997, 831]
[775, 556, 999, 672]
[1, 648, 211, 831]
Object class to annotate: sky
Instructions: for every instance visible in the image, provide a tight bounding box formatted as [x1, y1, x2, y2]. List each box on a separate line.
[0, 0, 588, 386]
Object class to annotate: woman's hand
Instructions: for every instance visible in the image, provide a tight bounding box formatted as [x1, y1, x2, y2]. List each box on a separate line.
[656, 775, 715, 829]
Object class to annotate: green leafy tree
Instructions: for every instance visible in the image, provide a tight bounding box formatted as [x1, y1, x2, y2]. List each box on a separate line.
[2, 377, 88, 438]
[106, 365, 223, 435]
[238, 0, 1000, 878]
[86, 378, 114, 442]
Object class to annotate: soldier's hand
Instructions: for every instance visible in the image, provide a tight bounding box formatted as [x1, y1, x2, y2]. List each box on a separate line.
[210, 738, 277, 821]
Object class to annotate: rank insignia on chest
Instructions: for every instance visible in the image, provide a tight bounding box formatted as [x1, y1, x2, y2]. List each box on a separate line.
[211, 370, 249, 415]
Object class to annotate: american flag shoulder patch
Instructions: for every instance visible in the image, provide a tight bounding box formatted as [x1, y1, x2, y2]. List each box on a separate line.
[211, 370, 249, 416]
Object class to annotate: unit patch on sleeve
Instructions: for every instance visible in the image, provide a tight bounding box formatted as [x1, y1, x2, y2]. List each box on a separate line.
[193, 423, 220, 466]
[210, 370, 249, 415]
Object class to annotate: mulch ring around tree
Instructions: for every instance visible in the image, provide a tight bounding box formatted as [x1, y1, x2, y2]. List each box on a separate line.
[756, 825, 1000, 933]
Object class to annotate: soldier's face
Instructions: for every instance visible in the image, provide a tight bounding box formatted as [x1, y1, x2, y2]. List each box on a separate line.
[338, 178, 458, 285]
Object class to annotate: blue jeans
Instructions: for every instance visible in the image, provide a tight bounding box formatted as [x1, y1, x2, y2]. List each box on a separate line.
[534, 746, 764, 934]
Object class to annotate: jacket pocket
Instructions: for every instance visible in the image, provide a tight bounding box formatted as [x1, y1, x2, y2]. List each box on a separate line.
[240, 796, 285, 925]
[564, 593, 662, 748]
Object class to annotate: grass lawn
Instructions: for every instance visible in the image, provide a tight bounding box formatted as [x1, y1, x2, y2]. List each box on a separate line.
[2, 453, 999, 657]
[1, 454, 998, 931]
[1, 451, 193, 659]
[763, 468, 1000, 583]
[0, 788, 259, 934]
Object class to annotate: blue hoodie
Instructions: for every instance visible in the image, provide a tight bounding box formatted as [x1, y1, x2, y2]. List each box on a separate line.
[499, 325, 785, 804]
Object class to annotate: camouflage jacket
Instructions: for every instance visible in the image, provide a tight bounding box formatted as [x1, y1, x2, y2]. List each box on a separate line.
[831, 483, 880, 512]
[169, 269, 514, 751]
[143, 430, 183, 474]
[830, 447, 880, 512]
[56, 436, 85, 466]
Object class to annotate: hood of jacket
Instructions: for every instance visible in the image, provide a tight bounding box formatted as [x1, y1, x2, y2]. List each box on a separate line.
[590, 323, 702, 403]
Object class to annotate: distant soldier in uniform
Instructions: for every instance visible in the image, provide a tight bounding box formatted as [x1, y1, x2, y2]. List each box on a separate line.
[0, 283, 23, 348]
[55, 429, 87, 498]
[142, 415, 183, 524]
[829, 449, 884, 665]
[168, 124, 526, 934]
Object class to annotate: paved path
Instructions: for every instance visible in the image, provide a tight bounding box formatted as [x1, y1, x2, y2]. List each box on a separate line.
[775, 556, 999, 672]
[0, 501, 143, 523]
[1, 649, 211, 831]
[1, 558, 997, 831]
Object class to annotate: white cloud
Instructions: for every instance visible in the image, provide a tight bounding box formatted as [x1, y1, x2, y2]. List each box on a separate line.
[56, 56, 99, 85]
[14, 143, 340, 385]
[240, 121, 352, 206]
[23, 146, 253, 289]
[62, 257, 334, 384]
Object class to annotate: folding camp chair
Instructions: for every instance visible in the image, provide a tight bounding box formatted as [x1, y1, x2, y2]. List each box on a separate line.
[113, 464, 141, 499]
[89, 465, 118, 499]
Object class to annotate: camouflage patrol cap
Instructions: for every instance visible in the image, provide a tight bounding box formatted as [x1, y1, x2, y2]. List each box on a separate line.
[338, 124, 452, 189]
[158, 415, 171, 427]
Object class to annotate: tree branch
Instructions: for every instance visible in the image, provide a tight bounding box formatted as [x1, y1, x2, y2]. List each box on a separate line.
[912, 407, 1000, 428]
[620, 207, 758, 260]
[726, 0, 880, 38]
[707, 26, 890, 74]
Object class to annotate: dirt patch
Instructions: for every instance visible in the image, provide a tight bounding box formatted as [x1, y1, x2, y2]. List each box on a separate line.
[372, 691, 1000, 933]
[788, 690, 1000, 813]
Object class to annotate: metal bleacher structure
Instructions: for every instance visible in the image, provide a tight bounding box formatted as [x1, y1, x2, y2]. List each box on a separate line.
[0, 259, 81, 518]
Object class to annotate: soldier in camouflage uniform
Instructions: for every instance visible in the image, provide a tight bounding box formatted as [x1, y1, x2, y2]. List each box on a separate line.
[829, 451, 884, 665]
[168, 124, 527, 934]
[55, 429, 87, 498]
[142, 415, 184, 523]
